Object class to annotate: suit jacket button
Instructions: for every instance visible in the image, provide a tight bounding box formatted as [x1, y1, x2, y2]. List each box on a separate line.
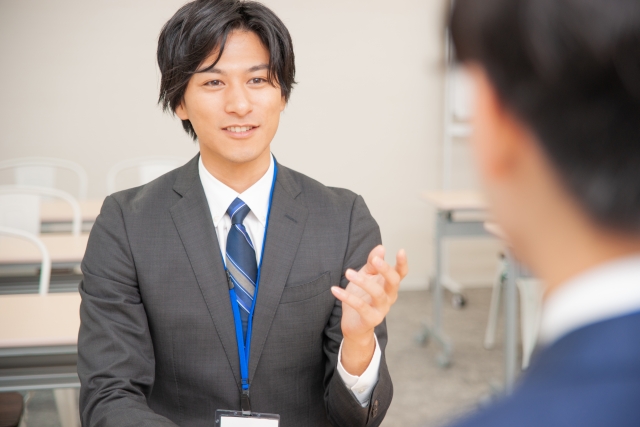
[372, 400, 379, 418]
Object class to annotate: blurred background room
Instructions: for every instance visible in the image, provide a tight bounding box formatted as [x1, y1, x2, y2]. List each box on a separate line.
[0, 1, 524, 426]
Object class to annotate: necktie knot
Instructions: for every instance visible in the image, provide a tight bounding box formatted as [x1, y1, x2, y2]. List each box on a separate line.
[227, 198, 251, 225]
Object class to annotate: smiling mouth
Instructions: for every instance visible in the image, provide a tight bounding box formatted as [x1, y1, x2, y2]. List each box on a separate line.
[224, 126, 256, 133]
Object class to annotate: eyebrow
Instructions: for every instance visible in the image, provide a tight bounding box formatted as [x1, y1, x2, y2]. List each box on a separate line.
[197, 63, 269, 74]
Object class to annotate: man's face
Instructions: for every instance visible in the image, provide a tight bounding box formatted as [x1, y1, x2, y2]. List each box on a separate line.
[176, 30, 286, 168]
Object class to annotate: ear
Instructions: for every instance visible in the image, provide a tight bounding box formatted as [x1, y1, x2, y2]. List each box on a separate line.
[467, 65, 531, 181]
[280, 95, 286, 112]
[175, 100, 189, 121]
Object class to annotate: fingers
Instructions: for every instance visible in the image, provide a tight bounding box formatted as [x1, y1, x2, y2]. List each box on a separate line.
[361, 245, 385, 275]
[346, 268, 388, 307]
[335, 247, 409, 332]
[395, 249, 409, 279]
[361, 246, 408, 280]
[368, 256, 400, 301]
[364, 248, 408, 295]
[340, 246, 408, 308]
[331, 286, 378, 322]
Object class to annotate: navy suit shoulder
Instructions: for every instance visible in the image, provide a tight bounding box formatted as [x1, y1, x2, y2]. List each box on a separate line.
[450, 311, 640, 427]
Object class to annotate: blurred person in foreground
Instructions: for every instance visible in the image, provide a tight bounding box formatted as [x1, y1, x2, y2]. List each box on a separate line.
[77, 1, 406, 426]
[448, 0, 640, 426]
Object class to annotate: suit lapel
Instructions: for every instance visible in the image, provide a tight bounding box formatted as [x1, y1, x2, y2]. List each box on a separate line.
[249, 165, 309, 379]
[169, 155, 241, 386]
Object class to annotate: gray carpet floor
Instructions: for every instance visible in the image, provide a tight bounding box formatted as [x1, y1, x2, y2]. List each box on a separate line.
[381, 288, 508, 427]
[19, 288, 513, 427]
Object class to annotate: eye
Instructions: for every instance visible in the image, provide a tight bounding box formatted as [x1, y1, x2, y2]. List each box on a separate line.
[249, 77, 267, 84]
[205, 80, 223, 87]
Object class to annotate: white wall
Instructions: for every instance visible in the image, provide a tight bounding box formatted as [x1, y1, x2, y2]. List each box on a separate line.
[0, 0, 499, 289]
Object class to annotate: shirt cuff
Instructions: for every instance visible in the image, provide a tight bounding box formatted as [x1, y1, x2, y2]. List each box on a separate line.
[336, 333, 381, 407]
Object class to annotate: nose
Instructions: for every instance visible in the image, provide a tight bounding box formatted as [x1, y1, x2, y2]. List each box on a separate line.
[224, 84, 252, 117]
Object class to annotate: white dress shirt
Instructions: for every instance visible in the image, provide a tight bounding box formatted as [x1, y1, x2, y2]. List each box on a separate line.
[198, 154, 381, 406]
[539, 254, 640, 346]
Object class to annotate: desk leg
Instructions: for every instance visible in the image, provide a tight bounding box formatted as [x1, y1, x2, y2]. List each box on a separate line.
[504, 249, 519, 393]
[417, 211, 453, 367]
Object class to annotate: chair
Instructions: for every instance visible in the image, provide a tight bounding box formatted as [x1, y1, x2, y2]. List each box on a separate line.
[52, 389, 80, 427]
[484, 254, 544, 369]
[483, 254, 508, 350]
[0, 227, 79, 426]
[106, 156, 186, 194]
[0, 227, 51, 297]
[517, 278, 544, 368]
[0, 186, 82, 237]
[0, 158, 88, 200]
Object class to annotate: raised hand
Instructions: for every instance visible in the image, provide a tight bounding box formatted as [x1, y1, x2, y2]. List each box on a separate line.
[331, 245, 408, 375]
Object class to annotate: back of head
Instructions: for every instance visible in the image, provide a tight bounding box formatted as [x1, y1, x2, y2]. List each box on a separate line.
[451, 0, 640, 233]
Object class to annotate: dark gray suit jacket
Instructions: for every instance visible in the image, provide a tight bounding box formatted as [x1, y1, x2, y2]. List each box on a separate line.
[78, 155, 393, 427]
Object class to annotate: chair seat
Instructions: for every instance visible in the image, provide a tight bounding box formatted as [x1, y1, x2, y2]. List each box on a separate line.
[0, 392, 23, 427]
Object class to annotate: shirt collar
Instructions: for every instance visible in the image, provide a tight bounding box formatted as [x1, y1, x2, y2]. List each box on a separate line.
[539, 253, 640, 346]
[198, 154, 275, 227]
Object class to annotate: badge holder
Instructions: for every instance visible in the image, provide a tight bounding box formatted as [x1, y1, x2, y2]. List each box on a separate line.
[215, 409, 280, 426]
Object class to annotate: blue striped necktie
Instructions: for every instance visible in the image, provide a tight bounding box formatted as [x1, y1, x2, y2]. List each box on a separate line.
[226, 198, 258, 340]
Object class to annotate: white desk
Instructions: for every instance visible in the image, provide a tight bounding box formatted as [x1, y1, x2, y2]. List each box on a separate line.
[0, 293, 80, 392]
[422, 191, 487, 212]
[40, 199, 103, 233]
[484, 221, 506, 241]
[0, 233, 89, 269]
[0, 233, 88, 295]
[422, 191, 489, 297]
[419, 191, 491, 367]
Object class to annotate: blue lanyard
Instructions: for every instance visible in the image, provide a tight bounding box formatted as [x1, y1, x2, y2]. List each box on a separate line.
[223, 162, 278, 412]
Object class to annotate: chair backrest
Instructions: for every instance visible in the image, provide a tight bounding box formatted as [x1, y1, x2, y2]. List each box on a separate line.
[0, 157, 88, 200]
[0, 193, 40, 235]
[0, 186, 82, 236]
[0, 226, 51, 295]
[106, 156, 186, 194]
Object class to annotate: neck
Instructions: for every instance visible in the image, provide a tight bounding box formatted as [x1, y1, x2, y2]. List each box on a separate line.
[542, 228, 640, 298]
[200, 150, 271, 193]
[517, 207, 640, 299]
[498, 149, 640, 300]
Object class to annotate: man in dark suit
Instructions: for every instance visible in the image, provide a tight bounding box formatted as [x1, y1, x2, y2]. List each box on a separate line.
[77, 1, 407, 426]
[447, 0, 640, 426]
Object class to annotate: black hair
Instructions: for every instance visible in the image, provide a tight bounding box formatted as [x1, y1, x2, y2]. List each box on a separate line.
[451, 0, 640, 232]
[157, 0, 296, 140]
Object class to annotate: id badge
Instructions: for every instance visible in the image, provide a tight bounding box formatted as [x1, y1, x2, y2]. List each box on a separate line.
[215, 409, 280, 426]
